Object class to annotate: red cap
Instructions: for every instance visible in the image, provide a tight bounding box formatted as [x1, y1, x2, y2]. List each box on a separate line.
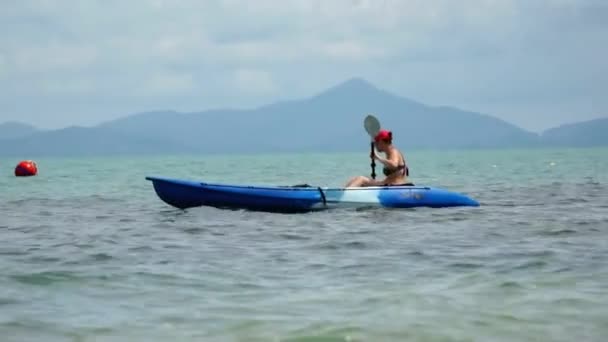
[374, 129, 392, 142]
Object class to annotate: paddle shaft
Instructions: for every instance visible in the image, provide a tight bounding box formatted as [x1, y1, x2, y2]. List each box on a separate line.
[370, 142, 376, 179]
[364, 114, 381, 180]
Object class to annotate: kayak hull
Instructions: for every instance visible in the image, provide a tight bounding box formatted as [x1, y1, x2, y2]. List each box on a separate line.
[145, 176, 480, 213]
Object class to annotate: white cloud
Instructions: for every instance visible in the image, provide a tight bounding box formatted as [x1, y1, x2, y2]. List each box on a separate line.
[10, 43, 98, 74]
[144, 72, 196, 95]
[0, 0, 606, 130]
[231, 69, 277, 95]
[0, 53, 6, 78]
[323, 40, 385, 61]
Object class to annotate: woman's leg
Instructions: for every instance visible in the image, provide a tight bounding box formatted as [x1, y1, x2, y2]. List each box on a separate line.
[345, 176, 384, 187]
[345, 175, 370, 187]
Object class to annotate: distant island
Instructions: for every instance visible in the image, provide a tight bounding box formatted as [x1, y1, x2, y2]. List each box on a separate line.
[0, 78, 606, 157]
[0, 122, 39, 140]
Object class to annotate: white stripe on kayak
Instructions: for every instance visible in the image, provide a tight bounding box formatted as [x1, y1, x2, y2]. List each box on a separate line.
[324, 189, 381, 204]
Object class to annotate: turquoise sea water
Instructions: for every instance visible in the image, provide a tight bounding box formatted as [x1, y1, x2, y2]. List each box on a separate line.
[1, 148, 607, 341]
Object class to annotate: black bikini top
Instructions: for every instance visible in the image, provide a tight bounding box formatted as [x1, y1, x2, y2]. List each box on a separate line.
[383, 151, 409, 177]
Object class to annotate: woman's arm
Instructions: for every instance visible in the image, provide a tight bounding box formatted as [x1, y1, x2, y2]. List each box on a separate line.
[374, 151, 401, 168]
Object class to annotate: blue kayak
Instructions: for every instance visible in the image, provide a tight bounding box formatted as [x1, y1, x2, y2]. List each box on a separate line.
[145, 176, 480, 213]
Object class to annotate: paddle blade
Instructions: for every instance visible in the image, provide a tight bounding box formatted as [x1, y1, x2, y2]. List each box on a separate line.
[364, 114, 381, 138]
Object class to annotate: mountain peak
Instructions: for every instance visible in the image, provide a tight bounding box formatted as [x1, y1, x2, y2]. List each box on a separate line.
[321, 77, 380, 96]
[339, 77, 377, 88]
[309, 77, 389, 102]
[307, 77, 425, 111]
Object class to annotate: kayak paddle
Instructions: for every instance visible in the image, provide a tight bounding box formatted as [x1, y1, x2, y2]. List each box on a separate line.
[364, 114, 381, 179]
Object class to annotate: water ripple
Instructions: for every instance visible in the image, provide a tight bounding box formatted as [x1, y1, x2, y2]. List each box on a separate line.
[1, 150, 608, 341]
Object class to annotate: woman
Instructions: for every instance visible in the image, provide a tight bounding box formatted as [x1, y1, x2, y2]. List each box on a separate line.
[345, 129, 413, 187]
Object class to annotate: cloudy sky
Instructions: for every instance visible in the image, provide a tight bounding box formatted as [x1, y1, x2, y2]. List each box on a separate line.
[1, 0, 606, 132]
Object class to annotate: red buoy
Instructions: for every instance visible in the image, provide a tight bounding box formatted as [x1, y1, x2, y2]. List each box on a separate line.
[15, 160, 38, 177]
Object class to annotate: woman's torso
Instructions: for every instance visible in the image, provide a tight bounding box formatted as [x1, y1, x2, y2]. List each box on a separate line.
[382, 147, 410, 185]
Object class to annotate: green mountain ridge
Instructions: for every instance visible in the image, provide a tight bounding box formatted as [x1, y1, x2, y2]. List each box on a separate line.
[0, 78, 605, 157]
[540, 118, 608, 147]
[0, 121, 40, 140]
